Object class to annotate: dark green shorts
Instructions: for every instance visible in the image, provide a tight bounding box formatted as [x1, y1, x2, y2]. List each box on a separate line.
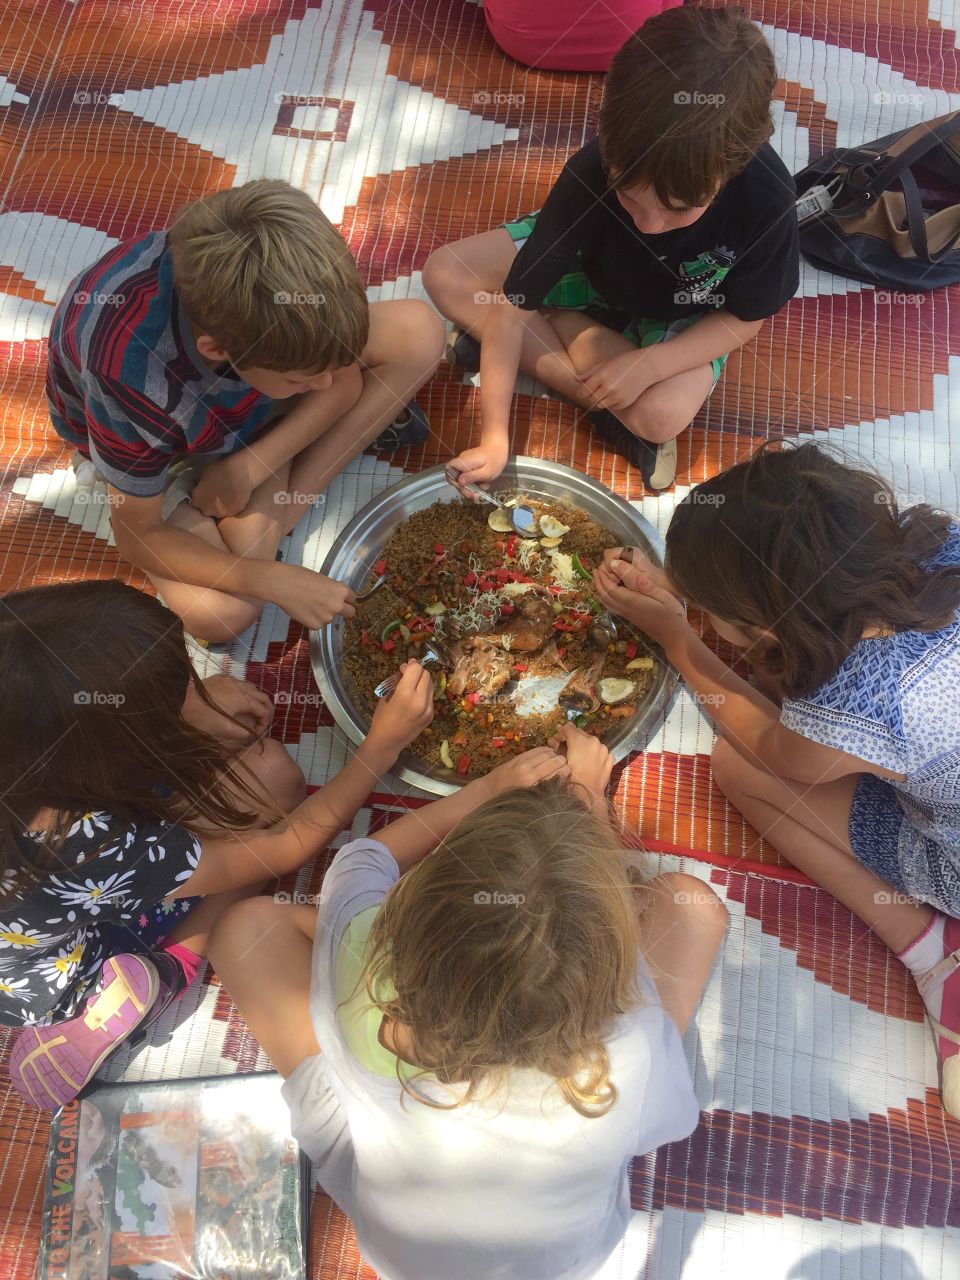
[503, 211, 726, 387]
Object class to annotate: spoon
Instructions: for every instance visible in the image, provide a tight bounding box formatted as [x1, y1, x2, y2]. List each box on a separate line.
[355, 570, 389, 603]
[444, 466, 538, 538]
[587, 611, 619, 649]
[373, 638, 454, 699]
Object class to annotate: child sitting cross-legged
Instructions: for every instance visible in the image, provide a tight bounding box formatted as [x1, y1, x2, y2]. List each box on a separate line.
[47, 179, 445, 642]
[209, 724, 726, 1280]
[593, 442, 960, 1117]
[425, 6, 798, 493]
[0, 580, 433, 1108]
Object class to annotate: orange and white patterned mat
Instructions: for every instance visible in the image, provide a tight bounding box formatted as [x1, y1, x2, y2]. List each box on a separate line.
[1, 0, 959, 1276]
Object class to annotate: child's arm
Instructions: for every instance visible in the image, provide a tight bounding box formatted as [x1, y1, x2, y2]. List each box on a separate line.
[172, 664, 436, 897]
[372, 745, 571, 873]
[191, 364, 364, 519]
[643, 309, 764, 378]
[449, 299, 524, 487]
[109, 490, 355, 628]
[581, 310, 764, 412]
[593, 561, 904, 786]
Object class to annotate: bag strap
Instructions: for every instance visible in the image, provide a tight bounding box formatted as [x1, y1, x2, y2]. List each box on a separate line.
[897, 165, 960, 261]
[897, 167, 930, 259]
[844, 112, 960, 205]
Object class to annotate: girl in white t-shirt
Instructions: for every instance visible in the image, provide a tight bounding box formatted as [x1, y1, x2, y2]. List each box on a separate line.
[209, 726, 725, 1280]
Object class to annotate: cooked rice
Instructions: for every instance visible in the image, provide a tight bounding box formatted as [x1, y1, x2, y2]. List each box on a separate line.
[342, 495, 659, 780]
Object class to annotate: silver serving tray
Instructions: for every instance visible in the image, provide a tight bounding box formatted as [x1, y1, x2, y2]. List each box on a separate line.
[310, 458, 678, 795]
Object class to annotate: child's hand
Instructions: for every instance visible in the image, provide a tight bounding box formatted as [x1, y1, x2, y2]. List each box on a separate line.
[192, 455, 261, 520]
[580, 351, 656, 413]
[183, 674, 274, 743]
[367, 662, 435, 755]
[592, 558, 688, 646]
[448, 440, 509, 489]
[481, 745, 571, 799]
[546, 723, 613, 810]
[272, 566, 356, 628]
[602, 546, 675, 595]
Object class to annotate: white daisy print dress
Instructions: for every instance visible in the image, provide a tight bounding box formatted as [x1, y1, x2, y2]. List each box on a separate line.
[0, 811, 200, 1025]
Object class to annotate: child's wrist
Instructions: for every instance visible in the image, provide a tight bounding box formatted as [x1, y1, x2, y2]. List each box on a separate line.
[233, 450, 270, 489]
[358, 730, 401, 769]
[479, 424, 509, 448]
[662, 620, 696, 664]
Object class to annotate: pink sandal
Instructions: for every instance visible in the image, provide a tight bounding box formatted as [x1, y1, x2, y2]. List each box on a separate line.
[8, 953, 159, 1110]
[915, 915, 960, 1119]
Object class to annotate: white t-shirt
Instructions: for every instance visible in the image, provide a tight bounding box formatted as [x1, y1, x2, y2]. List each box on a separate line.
[282, 839, 699, 1280]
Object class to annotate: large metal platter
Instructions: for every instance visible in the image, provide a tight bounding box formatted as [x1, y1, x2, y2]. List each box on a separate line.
[310, 458, 678, 795]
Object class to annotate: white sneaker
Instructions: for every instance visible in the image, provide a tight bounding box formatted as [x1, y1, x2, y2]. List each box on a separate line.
[646, 438, 678, 491]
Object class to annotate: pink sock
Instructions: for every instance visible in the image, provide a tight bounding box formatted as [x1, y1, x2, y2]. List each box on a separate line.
[157, 940, 205, 994]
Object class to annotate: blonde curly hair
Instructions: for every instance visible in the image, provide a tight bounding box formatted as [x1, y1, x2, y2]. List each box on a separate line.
[363, 777, 648, 1117]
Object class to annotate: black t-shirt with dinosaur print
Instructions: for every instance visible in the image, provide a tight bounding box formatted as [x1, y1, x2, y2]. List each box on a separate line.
[502, 137, 799, 323]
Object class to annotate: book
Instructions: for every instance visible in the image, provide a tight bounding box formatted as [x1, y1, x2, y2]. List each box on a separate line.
[38, 1072, 308, 1280]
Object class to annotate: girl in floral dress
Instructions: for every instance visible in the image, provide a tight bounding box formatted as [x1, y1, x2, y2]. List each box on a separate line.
[0, 580, 433, 1108]
[593, 442, 960, 1118]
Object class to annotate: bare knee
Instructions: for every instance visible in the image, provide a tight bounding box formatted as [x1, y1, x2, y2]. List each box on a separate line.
[374, 298, 446, 379]
[620, 385, 690, 444]
[422, 244, 476, 311]
[174, 595, 262, 645]
[403, 298, 446, 374]
[208, 893, 283, 961]
[654, 871, 728, 935]
[250, 738, 307, 811]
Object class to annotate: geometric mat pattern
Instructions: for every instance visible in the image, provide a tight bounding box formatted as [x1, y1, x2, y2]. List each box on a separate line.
[2, 0, 960, 1276]
[1, 813, 957, 1278]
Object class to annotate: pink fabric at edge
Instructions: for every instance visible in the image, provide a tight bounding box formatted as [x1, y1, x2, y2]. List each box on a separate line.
[482, 0, 683, 73]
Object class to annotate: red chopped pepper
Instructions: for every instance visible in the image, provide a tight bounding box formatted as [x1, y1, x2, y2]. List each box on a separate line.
[432, 542, 446, 555]
[456, 753, 471, 776]
[466, 692, 481, 706]
[495, 569, 511, 584]
[446, 689, 458, 702]
[491, 736, 506, 748]
[373, 559, 387, 576]
[359, 629, 369, 646]
[624, 642, 638, 660]
[557, 646, 567, 658]
[381, 639, 395, 653]
[499, 603, 515, 616]
[464, 571, 477, 587]
[505, 535, 519, 558]
[512, 662, 528, 673]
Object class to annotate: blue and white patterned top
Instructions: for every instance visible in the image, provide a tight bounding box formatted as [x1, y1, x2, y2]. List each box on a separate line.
[780, 525, 960, 911]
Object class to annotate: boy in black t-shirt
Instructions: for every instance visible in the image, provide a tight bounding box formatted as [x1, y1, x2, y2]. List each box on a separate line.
[424, 6, 799, 490]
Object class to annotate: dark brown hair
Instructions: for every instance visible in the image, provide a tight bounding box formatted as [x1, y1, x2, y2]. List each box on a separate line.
[0, 580, 266, 892]
[168, 178, 369, 374]
[665, 442, 960, 699]
[599, 6, 777, 209]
